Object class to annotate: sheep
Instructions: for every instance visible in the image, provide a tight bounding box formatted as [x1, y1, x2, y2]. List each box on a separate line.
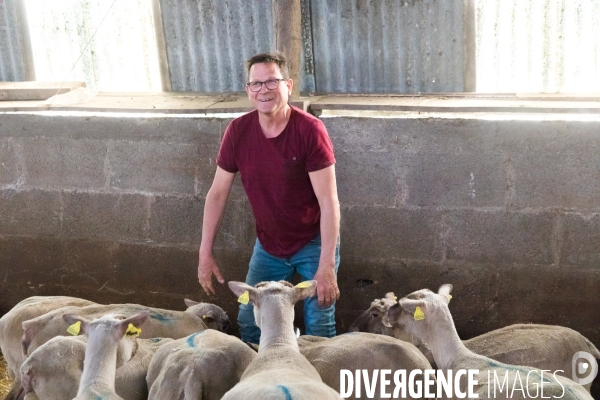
[62, 311, 150, 400]
[222, 280, 340, 400]
[19, 336, 85, 400]
[20, 302, 208, 360]
[183, 298, 230, 333]
[20, 335, 173, 400]
[146, 329, 256, 399]
[0, 296, 96, 400]
[351, 292, 600, 392]
[384, 284, 593, 400]
[298, 332, 432, 400]
[348, 292, 397, 337]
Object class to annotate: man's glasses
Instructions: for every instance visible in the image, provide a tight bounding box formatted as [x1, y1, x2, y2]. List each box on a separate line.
[246, 78, 287, 92]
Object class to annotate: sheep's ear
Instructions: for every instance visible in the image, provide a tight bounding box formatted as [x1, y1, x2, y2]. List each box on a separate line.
[62, 314, 90, 336]
[63, 313, 87, 326]
[292, 280, 317, 303]
[382, 303, 399, 327]
[119, 311, 150, 337]
[398, 298, 425, 315]
[184, 298, 198, 307]
[438, 284, 453, 303]
[384, 292, 396, 300]
[228, 281, 258, 304]
[21, 319, 41, 355]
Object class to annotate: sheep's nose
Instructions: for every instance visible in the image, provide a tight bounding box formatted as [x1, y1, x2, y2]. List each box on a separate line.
[348, 324, 359, 332]
[221, 320, 231, 333]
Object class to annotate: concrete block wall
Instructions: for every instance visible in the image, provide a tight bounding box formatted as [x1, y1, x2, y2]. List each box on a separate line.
[325, 115, 600, 351]
[1, 112, 599, 356]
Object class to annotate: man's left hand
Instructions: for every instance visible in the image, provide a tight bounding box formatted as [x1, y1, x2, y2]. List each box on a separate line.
[313, 265, 340, 308]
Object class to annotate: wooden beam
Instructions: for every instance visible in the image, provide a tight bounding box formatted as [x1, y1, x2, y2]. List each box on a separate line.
[15, 0, 36, 81]
[273, 0, 302, 100]
[463, 0, 477, 92]
[151, 0, 172, 92]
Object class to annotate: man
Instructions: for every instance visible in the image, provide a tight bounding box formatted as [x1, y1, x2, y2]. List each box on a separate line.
[197, 51, 340, 343]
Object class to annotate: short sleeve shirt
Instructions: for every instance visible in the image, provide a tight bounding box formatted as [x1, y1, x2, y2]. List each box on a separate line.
[216, 106, 335, 258]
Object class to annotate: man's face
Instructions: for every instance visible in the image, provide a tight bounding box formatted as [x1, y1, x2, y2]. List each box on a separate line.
[246, 62, 293, 116]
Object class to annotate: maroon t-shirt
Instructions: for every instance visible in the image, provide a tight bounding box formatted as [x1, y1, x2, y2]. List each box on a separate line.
[216, 106, 335, 258]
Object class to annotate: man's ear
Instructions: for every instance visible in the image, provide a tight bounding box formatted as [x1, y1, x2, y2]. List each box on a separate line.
[292, 280, 317, 303]
[228, 281, 259, 304]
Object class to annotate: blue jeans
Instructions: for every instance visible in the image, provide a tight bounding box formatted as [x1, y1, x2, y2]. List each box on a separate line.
[238, 234, 340, 344]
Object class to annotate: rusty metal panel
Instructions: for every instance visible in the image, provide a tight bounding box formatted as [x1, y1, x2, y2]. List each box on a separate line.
[310, 0, 467, 93]
[0, 0, 31, 82]
[159, 0, 275, 93]
[477, 0, 600, 93]
[23, 0, 162, 92]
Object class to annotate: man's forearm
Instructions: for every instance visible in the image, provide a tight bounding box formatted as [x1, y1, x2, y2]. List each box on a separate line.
[199, 188, 229, 256]
[318, 196, 340, 270]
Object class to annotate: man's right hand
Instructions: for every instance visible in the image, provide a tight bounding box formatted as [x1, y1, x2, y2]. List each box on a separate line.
[198, 253, 225, 295]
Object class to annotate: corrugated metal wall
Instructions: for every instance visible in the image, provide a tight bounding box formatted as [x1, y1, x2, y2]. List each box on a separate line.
[0, 0, 30, 81]
[160, 0, 468, 94]
[3, 0, 599, 94]
[310, 0, 467, 93]
[477, 0, 600, 93]
[159, 0, 275, 93]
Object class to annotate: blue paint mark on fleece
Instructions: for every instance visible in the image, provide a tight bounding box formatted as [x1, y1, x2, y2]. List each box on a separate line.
[277, 385, 293, 400]
[187, 332, 200, 347]
[186, 331, 206, 347]
[149, 311, 172, 323]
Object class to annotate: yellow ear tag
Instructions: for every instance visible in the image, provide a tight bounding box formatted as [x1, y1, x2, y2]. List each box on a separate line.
[448, 295, 452, 302]
[413, 307, 425, 321]
[67, 321, 81, 336]
[296, 281, 311, 288]
[202, 315, 207, 319]
[126, 323, 141, 337]
[394, 296, 398, 300]
[238, 291, 249, 305]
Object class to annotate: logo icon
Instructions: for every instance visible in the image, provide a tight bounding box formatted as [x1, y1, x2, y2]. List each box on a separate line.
[571, 351, 598, 386]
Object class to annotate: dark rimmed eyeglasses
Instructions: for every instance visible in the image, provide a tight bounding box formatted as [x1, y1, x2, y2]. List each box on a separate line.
[246, 78, 287, 92]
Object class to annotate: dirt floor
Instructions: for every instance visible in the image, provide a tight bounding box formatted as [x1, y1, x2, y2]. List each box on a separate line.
[0, 353, 11, 397]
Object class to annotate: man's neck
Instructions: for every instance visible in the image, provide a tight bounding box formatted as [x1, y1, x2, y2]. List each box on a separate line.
[258, 104, 292, 138]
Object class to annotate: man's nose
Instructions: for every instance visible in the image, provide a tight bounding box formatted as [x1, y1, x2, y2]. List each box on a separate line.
[259, 82, 270, 93]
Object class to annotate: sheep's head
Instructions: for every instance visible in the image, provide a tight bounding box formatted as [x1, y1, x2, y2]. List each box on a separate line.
[228, 280, 316, 328]
[62, 311, 150, 366]
[383, 284, 452, 341]
[348, 292, 397, 335]
[184, 299, 231, 333]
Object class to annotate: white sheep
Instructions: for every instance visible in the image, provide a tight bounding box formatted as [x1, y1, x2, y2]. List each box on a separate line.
[223, 280, 340, 400]
[62, 311, 150, 400]
[183, 298, 230, 332]
[20, 302, 208, 359]
[352, 292, 600, 392]
[384, 285, 593, 400]
[298, 332, 432, 399]
[20, 334, 172, 400]
[0, 296, 96, 400]
[146, 329, 256, 399]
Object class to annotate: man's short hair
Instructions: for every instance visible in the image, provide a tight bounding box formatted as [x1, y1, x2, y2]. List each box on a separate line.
[246, 51, 290, 81]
